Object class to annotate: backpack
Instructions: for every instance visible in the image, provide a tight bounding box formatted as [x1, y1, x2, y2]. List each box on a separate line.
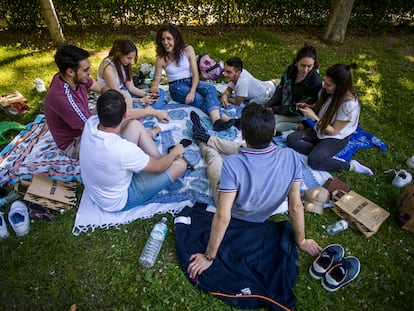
[132, 71, 146, 87]
[197, 54, 224, 80]
[397, 181, 414, 233]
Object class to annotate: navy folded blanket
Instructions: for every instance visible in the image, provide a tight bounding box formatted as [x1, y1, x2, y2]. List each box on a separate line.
[175, 202, 299, 311]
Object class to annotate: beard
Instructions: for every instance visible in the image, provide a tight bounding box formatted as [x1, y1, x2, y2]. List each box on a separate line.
[73, 72, 88, 85]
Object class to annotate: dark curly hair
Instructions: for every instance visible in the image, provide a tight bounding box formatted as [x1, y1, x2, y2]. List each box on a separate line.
[155, 23, 186, 64]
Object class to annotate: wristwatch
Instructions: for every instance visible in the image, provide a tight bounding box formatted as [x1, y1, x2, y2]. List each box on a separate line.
[204, 253, 215, 261]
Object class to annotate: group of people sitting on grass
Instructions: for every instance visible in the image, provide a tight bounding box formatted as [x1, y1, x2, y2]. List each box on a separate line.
[43, 22, 374, 279]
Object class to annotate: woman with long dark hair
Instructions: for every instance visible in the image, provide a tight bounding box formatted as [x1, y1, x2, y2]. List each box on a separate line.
[267, 44, 322, 132]
[97, 36, 166, 109]
[287, 63, 373, 174]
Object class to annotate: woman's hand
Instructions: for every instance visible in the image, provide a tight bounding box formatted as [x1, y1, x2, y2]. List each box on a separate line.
[150, 84, 159, 94]
[296, 102, 308, 110]
[187, 253, 214, 279]
[299, 107, 317, 120]
[185, 91, 195, 104]
[141, 93, 156, 105]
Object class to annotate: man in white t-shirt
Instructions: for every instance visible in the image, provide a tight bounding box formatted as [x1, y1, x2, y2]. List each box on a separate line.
[220, 57, 279, 108]
[80, 90, 187, 212]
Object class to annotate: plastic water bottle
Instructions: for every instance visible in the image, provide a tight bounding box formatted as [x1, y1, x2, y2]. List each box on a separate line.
[139, 217, 168, 268]
[327, 219, 349, 235]
[0, 190, 20, 207]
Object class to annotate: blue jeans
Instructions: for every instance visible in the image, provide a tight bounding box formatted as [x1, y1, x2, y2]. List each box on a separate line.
[169, 79, 220, 115]
[131, 88, 166, 109]
[122, 170, 173, 211]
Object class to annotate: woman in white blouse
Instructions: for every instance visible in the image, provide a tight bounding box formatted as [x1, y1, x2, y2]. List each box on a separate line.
[287, 63, 373, 175]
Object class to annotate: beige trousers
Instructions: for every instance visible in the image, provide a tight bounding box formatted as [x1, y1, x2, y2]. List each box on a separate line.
[199, 136, 245, 204]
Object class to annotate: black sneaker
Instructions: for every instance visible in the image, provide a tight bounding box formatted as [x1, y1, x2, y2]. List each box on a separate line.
[190, 111, 210, 143]
[322, 256, 361, 292]
[309, 244, 345, 280]
[190, 111, 206, 133]
[233, 118, 241, 130]
[193, 130, 210, 144]
[213, 119, 235, 132]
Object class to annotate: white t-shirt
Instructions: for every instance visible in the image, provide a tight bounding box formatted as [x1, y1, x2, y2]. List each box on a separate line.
[228, 69, 273, 99]
[316, 97, 360, 140]
[80, 115, 150, 212]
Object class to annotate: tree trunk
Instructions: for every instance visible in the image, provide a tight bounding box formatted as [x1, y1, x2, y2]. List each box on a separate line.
[322, 0, 355, 44]
[39, 0, 65, 46]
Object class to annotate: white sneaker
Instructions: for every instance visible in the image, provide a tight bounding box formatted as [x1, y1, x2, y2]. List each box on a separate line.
[350, 160, 374, 175]
[406, 156, 414, 169]
[391, 170, 412, 188]
[0, 212, 9, 239]
[8, 201, 30, 236]
[34, 78, 46, 93]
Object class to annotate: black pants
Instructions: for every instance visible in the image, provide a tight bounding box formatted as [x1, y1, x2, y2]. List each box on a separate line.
[287, 128, 350, 171]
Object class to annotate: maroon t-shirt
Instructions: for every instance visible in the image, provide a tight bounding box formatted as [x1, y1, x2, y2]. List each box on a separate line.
[44, 73, 93, 150]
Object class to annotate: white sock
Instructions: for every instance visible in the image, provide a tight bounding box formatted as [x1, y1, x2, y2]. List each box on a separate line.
[350, 160, 374, 175]
[157, 122, 180, 132]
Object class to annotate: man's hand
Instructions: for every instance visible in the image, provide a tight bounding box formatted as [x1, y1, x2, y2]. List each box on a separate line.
[169, 143, 185, 158]
[299, 239, 322, 256]
[156, 110, 170, 123]
[187, 253, 214, 279]
[220, 94, 229, 108]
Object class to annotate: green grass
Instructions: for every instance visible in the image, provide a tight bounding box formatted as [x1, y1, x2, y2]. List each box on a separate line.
[1, 26, 414, 310]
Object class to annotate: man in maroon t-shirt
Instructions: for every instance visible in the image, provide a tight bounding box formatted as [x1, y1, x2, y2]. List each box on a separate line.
[44, 44, 109, 159]
[44, 44, 170, 160]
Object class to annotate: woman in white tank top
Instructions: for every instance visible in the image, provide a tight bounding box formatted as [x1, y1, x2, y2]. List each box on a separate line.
[97, 37, 171, 136]
[151, 24, 236, 132]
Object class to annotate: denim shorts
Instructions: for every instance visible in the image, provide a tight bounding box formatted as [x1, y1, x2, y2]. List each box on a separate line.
[122, 170, 173, 211]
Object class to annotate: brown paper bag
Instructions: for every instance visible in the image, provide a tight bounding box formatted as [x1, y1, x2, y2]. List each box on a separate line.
[23, 175, 78, 211]
[332, 190, 389, 237]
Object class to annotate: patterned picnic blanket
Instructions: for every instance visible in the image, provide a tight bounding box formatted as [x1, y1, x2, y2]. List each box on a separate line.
[0, 88, 386, 234]
[0, 114, 81, 186]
